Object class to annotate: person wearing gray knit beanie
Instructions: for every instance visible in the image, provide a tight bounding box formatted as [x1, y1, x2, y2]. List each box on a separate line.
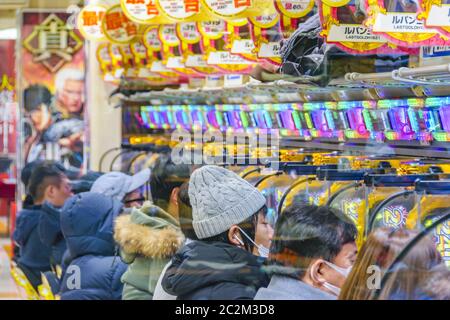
[161, 166, 271, 300]
[188, 165, 267, 239]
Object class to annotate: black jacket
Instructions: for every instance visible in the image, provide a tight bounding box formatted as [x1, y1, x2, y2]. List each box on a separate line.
[162, 241, 269, 300]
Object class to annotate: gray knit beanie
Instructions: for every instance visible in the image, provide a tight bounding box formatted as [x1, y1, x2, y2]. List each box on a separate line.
[189, 165, 266, 239]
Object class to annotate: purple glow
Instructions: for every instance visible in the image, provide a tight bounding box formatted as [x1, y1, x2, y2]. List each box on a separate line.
[439, 106, 450, 132]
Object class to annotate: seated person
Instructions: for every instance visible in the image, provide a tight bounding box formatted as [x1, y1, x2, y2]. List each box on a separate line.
[162, 166, 270, 300]
[114, 155, 191, 300]
[255, 204, 358, 300]
[59, 192, 127, 300]
[90, 168, 151, 208]
[13, 161, 73, 290]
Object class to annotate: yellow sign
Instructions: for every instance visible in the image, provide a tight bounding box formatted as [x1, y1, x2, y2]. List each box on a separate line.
[102, 5, 140, 44]
[77, 4, 107, 41]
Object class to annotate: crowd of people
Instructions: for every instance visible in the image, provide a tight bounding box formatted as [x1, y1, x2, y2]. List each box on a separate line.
[12, 156, 450, 300]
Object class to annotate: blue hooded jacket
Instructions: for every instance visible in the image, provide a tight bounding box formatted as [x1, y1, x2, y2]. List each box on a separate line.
[13, 205, 52, 271]
[39, 202, 67, 267]
[59, 192, 127, 300]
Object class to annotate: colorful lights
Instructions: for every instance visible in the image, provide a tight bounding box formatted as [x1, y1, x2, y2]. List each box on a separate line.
[131, 97, 450, 144]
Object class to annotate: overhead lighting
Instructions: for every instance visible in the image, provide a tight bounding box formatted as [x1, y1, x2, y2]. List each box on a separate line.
[0, 28, 17, 40]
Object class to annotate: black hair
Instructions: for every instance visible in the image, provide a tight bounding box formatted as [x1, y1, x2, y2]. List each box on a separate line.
[269, 204, 357, 277]
[27, 160, 67, 202]
[202, 205, 267, 253]
[24, 85, 52, 113]
[21, 160, 43, 208]
[150, 153, 191, 211]
[177, 181, 198, 240]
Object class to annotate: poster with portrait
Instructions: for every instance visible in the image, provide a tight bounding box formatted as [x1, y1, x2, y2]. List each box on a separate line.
[19, 11, 86, 170]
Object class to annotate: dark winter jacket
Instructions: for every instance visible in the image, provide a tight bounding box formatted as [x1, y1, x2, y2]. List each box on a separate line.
[162, 241, 269, 300]
[13, 205, 52, 272]
[59, 192, 127, 300]
[39, 202, 67, 266]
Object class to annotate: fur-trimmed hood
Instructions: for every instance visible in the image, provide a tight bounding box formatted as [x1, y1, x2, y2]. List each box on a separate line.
[114, 203, 184, 259]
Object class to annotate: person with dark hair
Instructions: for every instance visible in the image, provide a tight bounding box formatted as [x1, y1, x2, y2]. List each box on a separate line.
[149, 153, 191, 215]
[153, 181, 197, 300]
[255, 204, 358, 300]
[59, 192, 127, 300]
[113, 156, 190, 300]
[13, 161, 73, 290]
[162, 165, 270, 300]
[20, 160, 43, 209]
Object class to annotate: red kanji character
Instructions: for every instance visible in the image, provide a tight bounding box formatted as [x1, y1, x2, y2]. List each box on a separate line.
[234, 0, 251, 8]
[147, 1, 159, 15]
[184, 0, 199, 13]
[126, 23, 138, 36]
[105, 12, 123, 30]
[82, 11, 98, 26]
[126, 0, 145, 3]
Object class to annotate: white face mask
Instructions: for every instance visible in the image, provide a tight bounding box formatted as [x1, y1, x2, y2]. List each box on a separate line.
[323, 260, 352, 278]
[321, 261, 352, 296]
[235, 227, 270, 258]
[323, 282, 341, 296]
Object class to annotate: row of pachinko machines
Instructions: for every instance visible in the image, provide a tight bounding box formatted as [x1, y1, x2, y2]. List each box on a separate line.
[109, 141, 450, 268]
[222, 159, 450, 268]
[123, 98, 450, 143]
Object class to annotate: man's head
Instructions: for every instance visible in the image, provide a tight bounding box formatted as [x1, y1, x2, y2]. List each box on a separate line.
[27, 161, 73, 207]
[150, 154, 191, 216]
[269, 204, 358, 296]
[90, 168, 150, 208]
[55, 68, 85, 115]
[189, 165, 268, 254]
[24, 85, 52, 131]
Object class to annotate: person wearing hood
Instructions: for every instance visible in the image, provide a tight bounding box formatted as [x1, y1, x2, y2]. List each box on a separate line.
[255, 204, 358, 300]
[90, 168, 151, 209]
[59, 192, 127, 300]
[162, 165, 270, 300]
[13, 161, 73, 290]
[113, 155, 190, 300]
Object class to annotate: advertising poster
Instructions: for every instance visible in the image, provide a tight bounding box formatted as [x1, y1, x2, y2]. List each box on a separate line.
[19, 11, 86, 169]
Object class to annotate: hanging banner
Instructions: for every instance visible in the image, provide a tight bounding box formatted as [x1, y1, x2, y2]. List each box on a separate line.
[176, 22, 220, 75]
[77, 4, 107, 41]
[320, 1, 406, 54]
[200, 0, 277, 20]
[121, 0, 160, 24]
[365, 0, 448, 46]
[97, 42, 116, 81]
[157, 0, 201, 21]
[227, 19, 259, 62]
[249, 13, 282, 67]
[419, 0, 450, 37]
[102, 4, 140, 44]
[20, 11, 86, 169]
[274, 0, 315, 37]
